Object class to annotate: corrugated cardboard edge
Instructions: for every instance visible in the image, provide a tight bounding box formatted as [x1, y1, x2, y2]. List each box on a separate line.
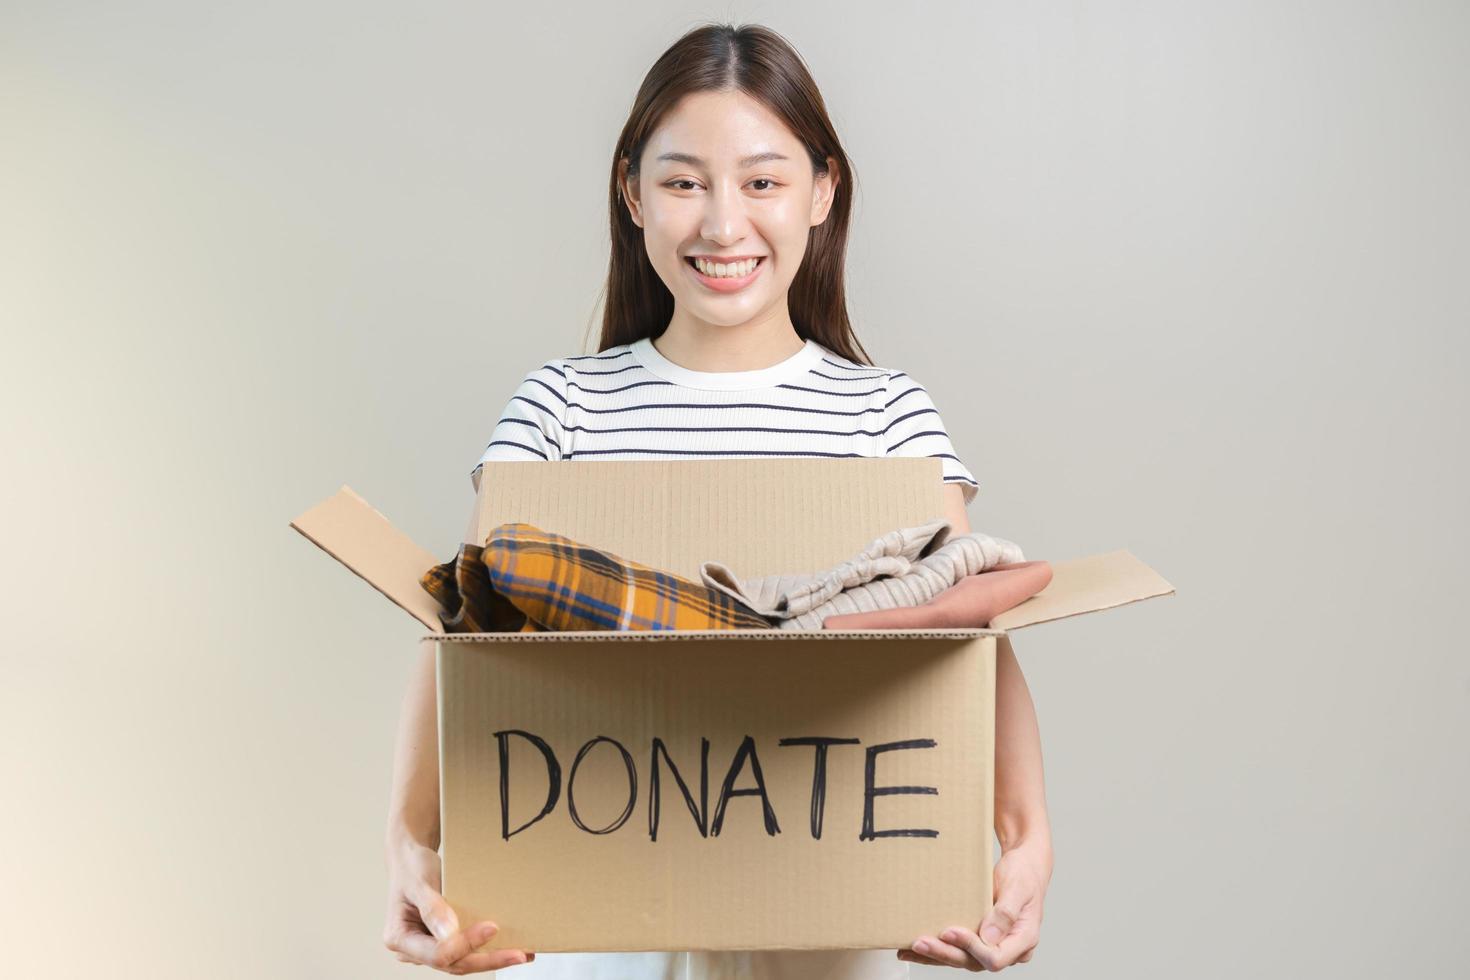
[988, 549, 1175, 631]
[432, 635, 450, 897]
[289, 485, 446, 633]
[425, 628, 1002, 642]
[289, 483, 1174, 639]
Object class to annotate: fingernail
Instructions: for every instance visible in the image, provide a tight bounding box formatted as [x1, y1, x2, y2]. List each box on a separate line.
[913, 940, 930, 954]
[940, 929, 957, 942]
[981, 925, 1002, 945]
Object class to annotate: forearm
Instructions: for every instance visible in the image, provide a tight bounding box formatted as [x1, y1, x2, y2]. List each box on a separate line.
[386, 643, 441, 854]
[384, 490, 477, 857]
[937, 485, 1051, 855]
[993, 635, 1052, 863]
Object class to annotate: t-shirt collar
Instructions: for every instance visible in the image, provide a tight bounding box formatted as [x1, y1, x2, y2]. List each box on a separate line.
[630, 336, 824, 390]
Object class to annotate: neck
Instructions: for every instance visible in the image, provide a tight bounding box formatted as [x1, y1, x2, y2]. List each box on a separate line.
[653, 303, 805, 372]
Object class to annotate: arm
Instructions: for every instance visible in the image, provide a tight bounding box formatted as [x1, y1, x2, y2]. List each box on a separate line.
[939, 484, 1051, 855]
[378, 488, 534, 973]
[385, 483, 484, 854]
[902, 485, 1049, 970]
[992, 640, 1052, 859]
[385, 643, 441, 854]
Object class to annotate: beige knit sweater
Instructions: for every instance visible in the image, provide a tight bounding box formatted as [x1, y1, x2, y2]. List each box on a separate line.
[700, 519, 1026, 631]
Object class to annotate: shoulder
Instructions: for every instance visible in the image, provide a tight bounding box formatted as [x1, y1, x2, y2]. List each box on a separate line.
[805, 343, 894, 400]
[808, 344, 940, 420]
[810, 343, 889, 378]
[880, 367, 936, 414]
[511, 343, 631, 396]
[556, 344, 646, 399]
[809, 344, 922, 393]
[504, 357, 571, 417]
[508, 343, 644, 413]
[560, 343, 639, 379]
[877, 364, 952, 436]
[865, 358, 980, 504]
[523, 352, 579, 384]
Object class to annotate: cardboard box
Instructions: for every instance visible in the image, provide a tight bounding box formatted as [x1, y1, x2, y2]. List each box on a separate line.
[290, 457, 1173, 953]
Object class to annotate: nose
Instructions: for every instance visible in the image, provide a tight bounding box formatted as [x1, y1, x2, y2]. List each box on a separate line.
[699, 179, 752, 246]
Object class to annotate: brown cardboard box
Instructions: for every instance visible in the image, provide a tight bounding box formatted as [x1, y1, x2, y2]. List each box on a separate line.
[290, 457, 1173, 953]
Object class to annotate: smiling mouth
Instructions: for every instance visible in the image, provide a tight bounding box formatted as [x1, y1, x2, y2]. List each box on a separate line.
[685, 256, 765, 279]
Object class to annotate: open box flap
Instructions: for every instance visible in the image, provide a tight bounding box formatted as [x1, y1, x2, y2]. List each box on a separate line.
[988, 549, 1175, 630]
[289, 485, 446, 633]
[290, 463, 1173, 637]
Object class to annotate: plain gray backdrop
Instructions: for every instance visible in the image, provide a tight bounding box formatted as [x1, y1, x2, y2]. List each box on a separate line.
[3, 1, 1466, 977]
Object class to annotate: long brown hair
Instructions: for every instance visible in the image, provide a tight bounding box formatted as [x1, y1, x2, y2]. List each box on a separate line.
[587, 22, 873, 366]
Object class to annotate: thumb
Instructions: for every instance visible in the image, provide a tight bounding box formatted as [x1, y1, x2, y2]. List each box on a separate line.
[980, 901, 1018, 947]
[413, 884, 460, 940]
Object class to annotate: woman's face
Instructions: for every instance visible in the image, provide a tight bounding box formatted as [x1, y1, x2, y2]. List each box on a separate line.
[621, 89, 837, 330]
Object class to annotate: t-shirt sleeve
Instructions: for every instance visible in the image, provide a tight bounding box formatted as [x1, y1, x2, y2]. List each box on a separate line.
[882, 371, 980, 505]
[470, 359, 568, 489]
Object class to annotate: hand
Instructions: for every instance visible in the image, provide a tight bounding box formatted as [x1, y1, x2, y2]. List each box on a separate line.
[383, 836, 536, 974]
[897, 837, 1051, 971]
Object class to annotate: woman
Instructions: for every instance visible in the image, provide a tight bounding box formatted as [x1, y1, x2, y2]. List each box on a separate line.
[383, 21, 1052, 978]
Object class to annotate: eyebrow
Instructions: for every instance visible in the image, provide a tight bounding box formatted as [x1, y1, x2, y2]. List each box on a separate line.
[655, 151, 791, 168]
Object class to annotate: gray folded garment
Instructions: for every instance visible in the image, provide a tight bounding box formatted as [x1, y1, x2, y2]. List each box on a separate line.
[700, 519, 1026, 631]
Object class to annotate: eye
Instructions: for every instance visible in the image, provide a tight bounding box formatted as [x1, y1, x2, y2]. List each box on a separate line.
[662, 178, 782, 192]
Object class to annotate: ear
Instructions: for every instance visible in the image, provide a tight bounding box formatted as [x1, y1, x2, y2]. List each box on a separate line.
[618, 157, 643, 228]
[810, 155, 838, 227]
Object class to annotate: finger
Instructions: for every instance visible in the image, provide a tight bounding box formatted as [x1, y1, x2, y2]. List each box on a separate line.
[910, 935, 985, 971]
[943, 925, 1035, 971]
[443, 921, 537, 975]
[393, 919, 495, 969]
[896, 948, 945, 968]
[443, 920, 506, 964]
[392, 927, 471, 969]
[443, 949, 537, 974]
[388, 927, 447, 966]
[978, 901, 1019, 948]
[409, 884, 462, 942]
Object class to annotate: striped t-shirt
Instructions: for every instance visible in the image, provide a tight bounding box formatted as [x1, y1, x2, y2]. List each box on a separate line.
[472, 336, 979, 505]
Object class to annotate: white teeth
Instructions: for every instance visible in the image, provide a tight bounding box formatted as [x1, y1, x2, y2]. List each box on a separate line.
[695, 257, 759, 278]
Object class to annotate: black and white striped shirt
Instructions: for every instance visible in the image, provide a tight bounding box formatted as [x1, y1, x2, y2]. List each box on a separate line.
[472, 336, 979, 504]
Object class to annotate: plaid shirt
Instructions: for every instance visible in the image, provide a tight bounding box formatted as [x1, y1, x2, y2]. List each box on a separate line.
[421, 523, 773, 633]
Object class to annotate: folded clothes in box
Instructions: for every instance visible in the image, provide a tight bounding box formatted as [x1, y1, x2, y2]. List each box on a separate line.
[421, 519, 1053, 634]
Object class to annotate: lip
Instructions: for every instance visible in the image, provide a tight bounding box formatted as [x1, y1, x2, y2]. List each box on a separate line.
[685, 255, 765, 293]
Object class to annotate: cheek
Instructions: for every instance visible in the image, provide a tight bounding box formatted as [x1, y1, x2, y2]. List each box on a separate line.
[640, 209, 690, 258]
[756, 201, 807, 249]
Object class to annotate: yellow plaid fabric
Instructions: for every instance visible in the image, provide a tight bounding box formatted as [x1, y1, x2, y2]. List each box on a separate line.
[420, 523, 773, 633]
[420, 542, 542, 632]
